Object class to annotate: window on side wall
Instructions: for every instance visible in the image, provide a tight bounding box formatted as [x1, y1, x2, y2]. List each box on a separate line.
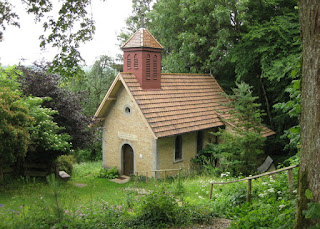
[196, 131, 203, 153]
[175, 135, 182, 161]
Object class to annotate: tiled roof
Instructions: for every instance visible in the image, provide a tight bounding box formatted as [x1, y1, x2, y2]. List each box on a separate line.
[121, 28, 164, 49]
[95, 72, 275, 138]
[121, 73, 228, 138]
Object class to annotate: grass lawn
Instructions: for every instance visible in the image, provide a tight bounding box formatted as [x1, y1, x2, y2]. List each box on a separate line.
[0, 161, 128, 212]
[0, 161, 298, 228]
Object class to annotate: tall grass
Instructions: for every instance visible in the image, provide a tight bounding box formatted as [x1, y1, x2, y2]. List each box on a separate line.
[0, 162, 299, 228]
[72, 161, 102, 180]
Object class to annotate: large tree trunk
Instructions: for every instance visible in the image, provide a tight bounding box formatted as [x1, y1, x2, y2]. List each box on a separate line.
[295, 1, 320, 228]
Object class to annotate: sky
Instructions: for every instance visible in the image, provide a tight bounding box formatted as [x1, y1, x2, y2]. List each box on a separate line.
[0, 0, 133, 67]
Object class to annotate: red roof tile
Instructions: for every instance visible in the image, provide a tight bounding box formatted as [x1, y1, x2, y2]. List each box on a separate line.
[121, 73, 226, 138]
[94, 72, 275, 138]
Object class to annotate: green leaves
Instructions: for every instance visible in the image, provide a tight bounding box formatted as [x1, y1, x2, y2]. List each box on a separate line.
[216, 82, 267, 175]
[303, 189, 320, 228]
[149, 0, 238, 75]
[0, 65, 73, 167]
[0, 87, 31, 165]
[305, 189, 313, 200]
[24, 96, 72, 153]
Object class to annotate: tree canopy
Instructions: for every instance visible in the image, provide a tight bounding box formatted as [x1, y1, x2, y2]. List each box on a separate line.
[120, 0, 300, 155]
[18, 63, 93, 149]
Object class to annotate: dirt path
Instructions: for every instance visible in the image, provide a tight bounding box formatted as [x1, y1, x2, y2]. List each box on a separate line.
[176, 218, 231, 229]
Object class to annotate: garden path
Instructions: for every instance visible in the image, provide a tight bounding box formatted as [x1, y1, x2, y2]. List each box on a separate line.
[110, 175, 130, 184]
[179, 218, 231, 229]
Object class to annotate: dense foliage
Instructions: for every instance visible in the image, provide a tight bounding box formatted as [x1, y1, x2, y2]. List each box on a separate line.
[68, 55, 117, 116]
[193, 82, 266, 176]
[24, 96, 72, 164]
[0, 64, 93, 175]
[0, 87, 31, 168]
[120, 0, 301, 157]
[18, 64, 93, 149]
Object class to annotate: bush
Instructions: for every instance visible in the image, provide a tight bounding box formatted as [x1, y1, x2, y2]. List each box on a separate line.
[98, 167, 119, 179]
[72, 161, 102, 178]
[56, 155, 75, 175]
[128, 185, 212, 228]
[71, 149, 92, 163]
[71, 148, 102, 163]
[130, 185, 179, 228]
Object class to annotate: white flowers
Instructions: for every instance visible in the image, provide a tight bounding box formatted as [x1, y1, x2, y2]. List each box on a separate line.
[221, 172, 230, 177]
[268, 188, 275, 193]
[279, 204, 286, 210]
[259, 193, 267, 198]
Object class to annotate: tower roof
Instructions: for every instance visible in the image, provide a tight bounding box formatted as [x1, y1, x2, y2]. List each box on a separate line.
[121, 28, 163, 49]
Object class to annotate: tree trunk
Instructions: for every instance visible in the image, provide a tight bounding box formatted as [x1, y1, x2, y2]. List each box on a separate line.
[295, 1, 320, 228]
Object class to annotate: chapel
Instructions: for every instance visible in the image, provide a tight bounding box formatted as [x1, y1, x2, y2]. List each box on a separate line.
[94, 28, 274, 176]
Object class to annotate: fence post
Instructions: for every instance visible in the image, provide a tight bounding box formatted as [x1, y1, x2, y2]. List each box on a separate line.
[287, 169, 293, 194]
[247, 179, 252, 202]
[210, 183, 214, 199]
[164, 171, 167, 182]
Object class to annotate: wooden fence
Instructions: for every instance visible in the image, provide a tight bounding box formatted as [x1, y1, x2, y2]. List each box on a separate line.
[135, 168, 182, 183]
[209, 164, 298, 201]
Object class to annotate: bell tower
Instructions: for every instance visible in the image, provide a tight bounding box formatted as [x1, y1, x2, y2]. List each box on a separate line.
[121, 28, 163, 90]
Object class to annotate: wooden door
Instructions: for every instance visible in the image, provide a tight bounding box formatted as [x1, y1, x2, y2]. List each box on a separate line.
[123, 144, 134, 176]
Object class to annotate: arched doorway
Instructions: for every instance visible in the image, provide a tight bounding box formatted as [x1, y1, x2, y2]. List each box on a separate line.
[122, 144, 134, 176]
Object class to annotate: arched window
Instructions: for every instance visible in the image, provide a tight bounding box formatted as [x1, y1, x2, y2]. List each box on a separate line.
[146, 54, 151, 80]
[134, 54, 138, 68]
[175, 135, 182, 161]
[153, 55, 157, 79]
[127, 54, 131, 69]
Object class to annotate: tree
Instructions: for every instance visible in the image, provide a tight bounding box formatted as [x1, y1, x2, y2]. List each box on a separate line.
[148, 0, 300, 156]
[0, 0, 95, 79]
[0, 87, 31, 180]
[68, 55, 117, 116]
[294, 1, 320, 228]
[18, 64, 93, 149]
[24, 96, 72, 165]
[198, 82, 266, 176]
[0, 65, 73, 175]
